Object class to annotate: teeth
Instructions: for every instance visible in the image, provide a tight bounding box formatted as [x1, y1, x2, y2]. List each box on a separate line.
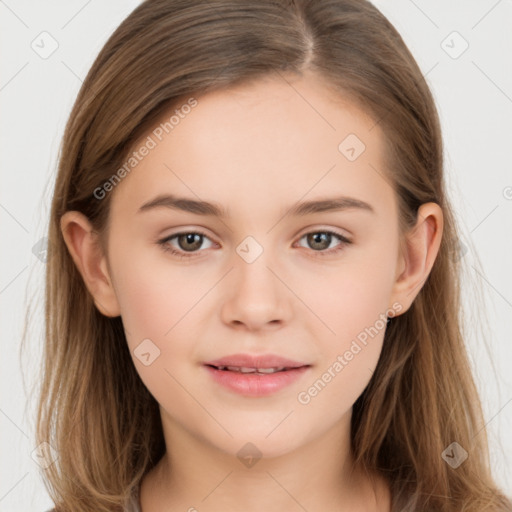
[217, 366, 287, 374]
[257, 367, 285, 373]
[235, 367, 257, 373]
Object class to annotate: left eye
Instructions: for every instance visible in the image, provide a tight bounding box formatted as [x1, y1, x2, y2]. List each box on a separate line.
[295, 230, 351, 254]
[157, 229, 351, 259]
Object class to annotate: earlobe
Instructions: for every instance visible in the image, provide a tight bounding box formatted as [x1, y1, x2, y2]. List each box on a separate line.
[390, 202, 443, 314]
[60, 211, 121, 317]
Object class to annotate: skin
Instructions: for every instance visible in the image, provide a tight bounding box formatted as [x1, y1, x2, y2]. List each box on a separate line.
[61, 70, 443, 512]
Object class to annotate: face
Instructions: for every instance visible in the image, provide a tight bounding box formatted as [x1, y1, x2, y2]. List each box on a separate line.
[103, 71, 404, 458]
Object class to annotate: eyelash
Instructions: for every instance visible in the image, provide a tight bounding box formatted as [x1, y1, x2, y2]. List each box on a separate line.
[157, 229, 352, 260]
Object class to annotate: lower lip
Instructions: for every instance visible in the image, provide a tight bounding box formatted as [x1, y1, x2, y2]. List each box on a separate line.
[204, 365, 310, 396]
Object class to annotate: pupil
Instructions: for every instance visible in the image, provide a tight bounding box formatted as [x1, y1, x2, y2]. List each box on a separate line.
[309, 232, 330, 250]
[180, 233, 202, 251]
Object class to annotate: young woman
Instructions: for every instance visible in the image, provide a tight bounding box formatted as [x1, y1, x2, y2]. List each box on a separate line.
[35, 0, 512, 510]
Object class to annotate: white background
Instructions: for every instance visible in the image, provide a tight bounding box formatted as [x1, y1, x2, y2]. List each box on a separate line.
[1, 1, 511, 509]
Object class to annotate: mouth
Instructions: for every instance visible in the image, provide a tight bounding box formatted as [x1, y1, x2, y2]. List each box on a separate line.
[205, 364, 307, 375]
[203, 354, 311, 396]
[204, 353, 309, 370]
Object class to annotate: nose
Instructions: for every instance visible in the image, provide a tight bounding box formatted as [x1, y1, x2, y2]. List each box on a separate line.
[220, 246, 293, 332]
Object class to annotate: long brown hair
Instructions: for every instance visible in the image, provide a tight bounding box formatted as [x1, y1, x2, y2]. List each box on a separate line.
[28, 0, 511, 510]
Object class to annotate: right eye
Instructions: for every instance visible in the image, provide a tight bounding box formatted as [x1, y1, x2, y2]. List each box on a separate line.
[157, 231, 216, 258]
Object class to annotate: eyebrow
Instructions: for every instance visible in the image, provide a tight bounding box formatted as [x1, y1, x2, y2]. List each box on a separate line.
[137, 193, 375, 218]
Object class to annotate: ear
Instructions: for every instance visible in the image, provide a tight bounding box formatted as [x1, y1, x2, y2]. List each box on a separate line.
[60, 211, 121, 317]
[389, 202, 443, 315]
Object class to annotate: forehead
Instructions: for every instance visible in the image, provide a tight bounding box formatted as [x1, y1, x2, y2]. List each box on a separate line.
[109, 71, 393, 221]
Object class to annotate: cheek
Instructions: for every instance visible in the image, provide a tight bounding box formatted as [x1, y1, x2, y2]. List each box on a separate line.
[296, 288, 389, 424]
[111, 254, 210, 405]
[305, 247, 397, 347]
[296, 244, 398, 409]
[111, 242, 211, 341]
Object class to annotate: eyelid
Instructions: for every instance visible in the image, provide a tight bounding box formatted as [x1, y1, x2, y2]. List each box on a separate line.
[295, 225, 352, 242]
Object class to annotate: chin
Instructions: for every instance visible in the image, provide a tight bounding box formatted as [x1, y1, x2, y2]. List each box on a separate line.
[211, 429, 306, 462]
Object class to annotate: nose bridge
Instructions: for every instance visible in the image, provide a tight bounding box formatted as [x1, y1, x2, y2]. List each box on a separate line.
[220, 233, 291, 329]
[234, 233, 280, 296]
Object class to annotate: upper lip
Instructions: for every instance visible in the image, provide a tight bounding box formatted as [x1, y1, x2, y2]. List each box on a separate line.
[204, 353, 310, 370]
